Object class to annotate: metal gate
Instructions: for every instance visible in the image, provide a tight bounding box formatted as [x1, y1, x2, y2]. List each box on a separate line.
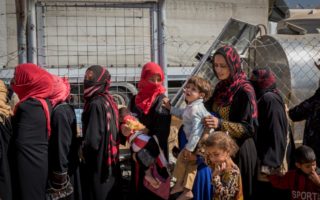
[36, 1, 161, 107]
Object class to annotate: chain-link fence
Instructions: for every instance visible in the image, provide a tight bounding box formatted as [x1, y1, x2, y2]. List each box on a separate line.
[248, 34, 320, 143]
[35, 1, 159, 109]
[171, 19, 320, 143]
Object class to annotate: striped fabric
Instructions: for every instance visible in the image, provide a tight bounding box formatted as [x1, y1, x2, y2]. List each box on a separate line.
[129, 132, 168, 168]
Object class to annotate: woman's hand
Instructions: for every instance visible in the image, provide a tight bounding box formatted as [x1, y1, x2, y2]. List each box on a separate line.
[162, 97, 171, 110]
[142, 127, 149, 135]
[203, 115, 220, 129]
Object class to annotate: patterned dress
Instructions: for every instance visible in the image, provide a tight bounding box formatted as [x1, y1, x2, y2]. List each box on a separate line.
[212, 163, 243, 200]
[206, 87, 258, 200]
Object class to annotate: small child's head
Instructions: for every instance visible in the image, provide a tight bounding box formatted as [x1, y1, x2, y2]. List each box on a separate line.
[119, 106, 131, 123]
[204, 131, 238, 164]
[295, 145, 317, 175]
[184, 76, 212, 104]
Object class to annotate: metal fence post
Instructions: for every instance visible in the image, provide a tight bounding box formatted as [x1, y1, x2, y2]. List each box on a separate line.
[27, 0, 37, 63]
[15, 0, 27, 64]
[158, 0, 168, 94]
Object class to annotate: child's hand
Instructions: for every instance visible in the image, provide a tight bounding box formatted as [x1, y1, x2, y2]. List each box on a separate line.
[309, 170, 320, 187]
[212, 162, 226, 177]
[162, 97, 171, 110]
[182, 149, 192, 161]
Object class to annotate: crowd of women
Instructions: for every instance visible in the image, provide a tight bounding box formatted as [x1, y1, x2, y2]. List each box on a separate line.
[0, 45, 319, 200]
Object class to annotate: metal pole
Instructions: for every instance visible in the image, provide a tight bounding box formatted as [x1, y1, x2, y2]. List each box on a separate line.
[150, 4, 158, 62]
[15, 0, 27, 64]
[27, 0, 37, 63]
[158, 0, 168, 94]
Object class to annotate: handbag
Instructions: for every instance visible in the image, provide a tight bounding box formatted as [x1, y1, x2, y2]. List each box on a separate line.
[143, 135, 170, 200]
[143, 164, 170, 200]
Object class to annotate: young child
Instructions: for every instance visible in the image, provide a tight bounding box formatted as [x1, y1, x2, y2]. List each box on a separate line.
[162, 76, 212, 200]
[204, 131, 243, 200]
[268, 145, 320, 200]
[119, 107, 168, 188]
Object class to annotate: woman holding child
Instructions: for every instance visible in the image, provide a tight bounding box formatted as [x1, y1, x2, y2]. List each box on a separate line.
[204, 45, 258, 200]
[122, 62, 171, 200]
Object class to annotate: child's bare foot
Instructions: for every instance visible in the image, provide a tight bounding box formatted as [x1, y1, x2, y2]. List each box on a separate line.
[170, 183, 184, 194]
[145, 174, 160, 189]
[177, 189, 193, 200]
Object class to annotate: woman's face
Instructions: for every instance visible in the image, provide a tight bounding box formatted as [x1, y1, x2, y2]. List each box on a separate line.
[213, 54, 231, 81]
[85, 70, 94, 81]
[148, 74, 161, 84]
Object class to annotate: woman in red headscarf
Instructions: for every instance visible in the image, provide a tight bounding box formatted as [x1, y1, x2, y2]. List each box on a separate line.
[250, 68, 294, 200]
[81, 65, 121, 200]
[10, 63, 53, 200]
[47, 75, 82, 200]
[203, 46, 258, 200]
[123, 62, 171, 200]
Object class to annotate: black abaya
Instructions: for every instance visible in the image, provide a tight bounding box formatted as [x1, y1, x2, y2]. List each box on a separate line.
[11, 98, 51, 200]
[0, 117, 12, 200]
[128, 94, 171, 200]
[81, 96, 121, 200]
[49, 103, 82, 200]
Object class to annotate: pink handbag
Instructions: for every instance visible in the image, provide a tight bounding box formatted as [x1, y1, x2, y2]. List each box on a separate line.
[143, 164, 170, 200]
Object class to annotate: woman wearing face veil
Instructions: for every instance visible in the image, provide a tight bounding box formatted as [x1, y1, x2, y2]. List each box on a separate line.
[121, 62, 171, 200]
[81, 65, 121, 200]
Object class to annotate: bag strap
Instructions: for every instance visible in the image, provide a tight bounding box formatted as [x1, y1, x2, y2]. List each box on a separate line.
[281, 104, 292, 172]
[152, 135, 171, 175]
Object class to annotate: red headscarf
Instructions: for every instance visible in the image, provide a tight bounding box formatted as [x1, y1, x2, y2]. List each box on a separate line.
[212, 46, 258, 118]
[135, 62, 166, 114]
[49, 75, 71, 107]
[11, 63, 53, 136]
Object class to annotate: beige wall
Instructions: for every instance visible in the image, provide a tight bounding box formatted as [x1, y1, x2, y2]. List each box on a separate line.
[165, 0, 268, 66]
[1, 0, 18, 68]
[0, 0, 8, 67]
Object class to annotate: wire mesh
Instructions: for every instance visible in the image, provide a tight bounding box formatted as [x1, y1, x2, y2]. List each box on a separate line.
[172, 33, 320, 143]
[36, 1, 157, 109]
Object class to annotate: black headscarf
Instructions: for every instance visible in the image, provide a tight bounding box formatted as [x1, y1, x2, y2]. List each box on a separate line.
[83, 65, 119, 179]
